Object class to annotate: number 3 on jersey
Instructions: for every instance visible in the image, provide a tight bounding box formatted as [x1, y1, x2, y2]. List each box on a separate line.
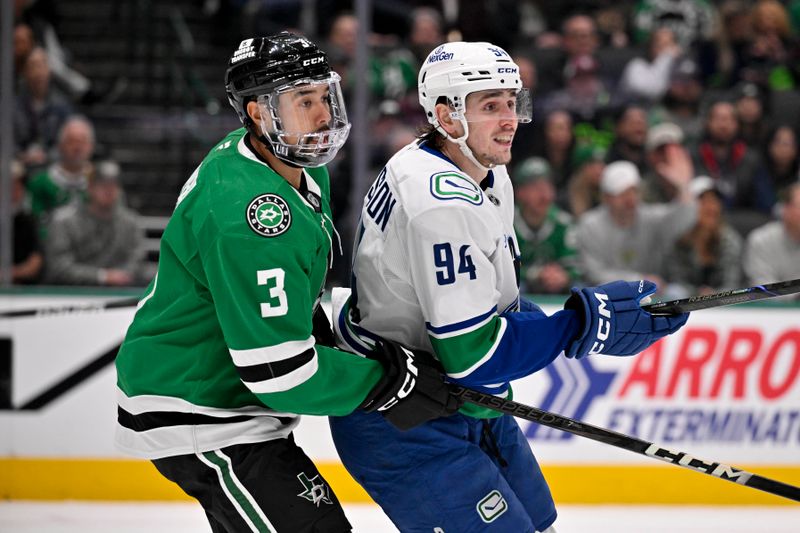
[257, 268, 288, 317]
[433, 243, 477, 285]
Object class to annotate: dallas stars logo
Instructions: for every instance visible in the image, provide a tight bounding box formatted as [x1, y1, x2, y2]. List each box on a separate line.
[247, 194, 291, 237]
[296, 472, 333, 507]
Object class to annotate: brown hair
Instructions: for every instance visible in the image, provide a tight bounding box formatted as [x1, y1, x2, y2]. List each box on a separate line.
[416, 123, 446, 150]
[751, 0, 791, 38]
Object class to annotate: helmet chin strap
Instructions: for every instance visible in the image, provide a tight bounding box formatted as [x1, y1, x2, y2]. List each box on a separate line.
[248, 123, 305, 169]
[436, 118, 493, 176]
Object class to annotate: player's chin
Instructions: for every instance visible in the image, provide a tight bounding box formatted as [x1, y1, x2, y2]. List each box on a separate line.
[487, 150, 512, 166]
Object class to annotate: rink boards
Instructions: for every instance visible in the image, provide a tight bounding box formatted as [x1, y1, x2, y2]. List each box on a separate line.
[1, 291, 798, 504]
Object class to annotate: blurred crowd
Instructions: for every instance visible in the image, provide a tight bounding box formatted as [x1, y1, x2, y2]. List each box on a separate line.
[8, 0, 800, 296]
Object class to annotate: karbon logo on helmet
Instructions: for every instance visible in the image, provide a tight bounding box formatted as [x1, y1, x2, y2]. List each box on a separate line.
[247, 194, 292, 237]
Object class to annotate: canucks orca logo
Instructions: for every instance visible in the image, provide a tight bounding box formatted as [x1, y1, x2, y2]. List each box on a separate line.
[430, 172, 483, 205]
[247, 194, 291, 237]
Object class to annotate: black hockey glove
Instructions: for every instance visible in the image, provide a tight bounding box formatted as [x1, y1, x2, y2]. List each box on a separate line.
[360, 339, 463, 431]
[311, 304, 336, 348]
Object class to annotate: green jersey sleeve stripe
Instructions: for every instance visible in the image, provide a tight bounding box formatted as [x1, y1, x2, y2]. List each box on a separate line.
[244, 353, 318, 394]
[237, 349, 315, 383]
[229, 336, 315, 365]
[431, 317, 506, 378]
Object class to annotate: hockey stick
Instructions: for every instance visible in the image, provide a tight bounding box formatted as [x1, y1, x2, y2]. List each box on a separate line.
[642, 278, 800, 315]
[452, 386, 800, 502]
[0, 296, 141, 319]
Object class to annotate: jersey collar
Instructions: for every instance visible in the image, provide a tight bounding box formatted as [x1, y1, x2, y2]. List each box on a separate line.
[419, 141, 494, 190]
[240, 133, 323, 212]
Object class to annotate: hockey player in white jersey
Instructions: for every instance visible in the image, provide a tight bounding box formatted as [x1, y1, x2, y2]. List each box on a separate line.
[330, 41, 689, 533]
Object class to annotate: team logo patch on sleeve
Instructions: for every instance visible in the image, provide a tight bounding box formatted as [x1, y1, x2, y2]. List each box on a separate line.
[247, 194, 291, 237]
[430, 172, 483, 205]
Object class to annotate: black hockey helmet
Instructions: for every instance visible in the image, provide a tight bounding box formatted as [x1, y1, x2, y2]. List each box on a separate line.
[225, 32, 332, 128]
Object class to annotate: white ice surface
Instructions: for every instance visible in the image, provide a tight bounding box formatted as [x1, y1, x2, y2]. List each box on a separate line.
[1, 501, 799, 532]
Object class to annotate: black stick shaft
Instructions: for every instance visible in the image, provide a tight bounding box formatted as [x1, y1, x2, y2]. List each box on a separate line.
[0, 297, 141, 318]
[453, 386, 800, 503]
[643, 278, 800, 315]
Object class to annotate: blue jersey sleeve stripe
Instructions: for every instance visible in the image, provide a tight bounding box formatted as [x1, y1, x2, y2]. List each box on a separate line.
[445, 309, 581, 388]
[426, 306, 497, 338]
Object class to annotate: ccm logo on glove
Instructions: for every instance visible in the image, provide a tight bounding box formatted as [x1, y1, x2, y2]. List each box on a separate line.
[360, 339, 463, 430]
[377, 347, 417, 411]
[589, 293, 611, 355]
[565, 280, 689, 359]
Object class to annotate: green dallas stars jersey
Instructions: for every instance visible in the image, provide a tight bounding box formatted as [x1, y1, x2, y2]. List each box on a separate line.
[115, 128, 382, 459]
[514, 205, 580, 294]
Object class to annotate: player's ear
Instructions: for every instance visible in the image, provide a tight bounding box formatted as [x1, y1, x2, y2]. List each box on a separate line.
[435, 102, 457, 136]
[246, 100, 261, 125]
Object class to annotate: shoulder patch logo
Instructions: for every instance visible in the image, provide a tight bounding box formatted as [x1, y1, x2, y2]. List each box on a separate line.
[247, 194, 291, 237]
[477, 490, 508, 523]
[430, 172, 483, 205]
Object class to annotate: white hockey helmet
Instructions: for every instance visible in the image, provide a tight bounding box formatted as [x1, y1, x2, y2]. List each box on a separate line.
[418, 42, 531, 170]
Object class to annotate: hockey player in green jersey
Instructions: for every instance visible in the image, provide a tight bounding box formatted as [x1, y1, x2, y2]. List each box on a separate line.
[114, 32, 460, 533]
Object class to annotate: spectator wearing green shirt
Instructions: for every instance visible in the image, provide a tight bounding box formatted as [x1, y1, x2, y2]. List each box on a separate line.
[26, 115, 95, 224]
[512, 157, 580, 295]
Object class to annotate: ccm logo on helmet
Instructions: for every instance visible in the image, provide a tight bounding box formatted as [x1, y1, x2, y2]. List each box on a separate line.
[303, 56, 325, 66]
[589, 293, 611, 355]
[497, 67, 517, 74]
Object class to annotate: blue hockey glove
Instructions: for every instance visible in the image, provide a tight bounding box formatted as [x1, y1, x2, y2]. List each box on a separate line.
[564, 280, 689, 359]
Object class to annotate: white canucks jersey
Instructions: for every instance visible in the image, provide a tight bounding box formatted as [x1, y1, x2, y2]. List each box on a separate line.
[335, 141, 580, 417]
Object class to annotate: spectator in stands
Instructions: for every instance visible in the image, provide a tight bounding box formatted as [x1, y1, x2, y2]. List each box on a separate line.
[692, 100, 762, 210]
[743, 183, 800, 284]
[575, 160, 696, 289]
[513, 53, 537, 95]
[327, 12, 358, 61]
[453, 0, 520, 51]
[9, 159, 43, 285]
[13, 22, 35, 83]
[619, 27, 682, 102]
[530, 110, 575, 192]
[512, 157, 580, 295]
[44, 160, 145, 286]
[741, 0, 800, 91]
[26, 115, 95, 224]
[734, 81, 768, 147]
[664, 176, 743, 297]
[542, 53, 612, 122]
[606, 105, 649, 173]
[408, 7, 445, 64]
[15, 0, 92, 102]
[752, 125, 800, 214]
[567, 143, 607, 217]
[562, 14, 600, 66]
[536, 14, 600, 94]
[649, 55, 704, 146]
[641, 122, 696, 203]
[13, 46, 73, 168]
[631, 0, 716, 50]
